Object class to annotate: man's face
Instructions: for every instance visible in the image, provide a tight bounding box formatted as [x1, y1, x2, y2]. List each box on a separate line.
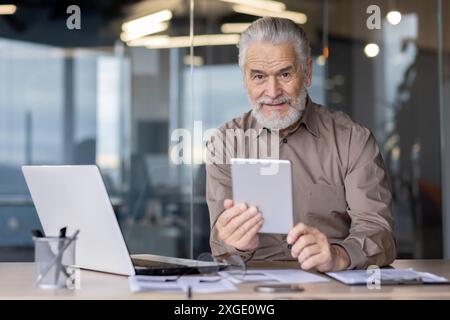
[243, 42, 312, 129]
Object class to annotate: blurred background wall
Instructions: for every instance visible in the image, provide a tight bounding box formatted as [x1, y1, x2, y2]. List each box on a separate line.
[0, 0, 449, 261]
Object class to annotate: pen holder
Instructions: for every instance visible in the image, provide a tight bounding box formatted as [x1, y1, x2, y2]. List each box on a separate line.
[33, 236, 77, 289]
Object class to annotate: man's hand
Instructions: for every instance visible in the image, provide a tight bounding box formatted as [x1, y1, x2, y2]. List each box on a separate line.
[216, 199, 264, 252]
[287, 223, 350, 272]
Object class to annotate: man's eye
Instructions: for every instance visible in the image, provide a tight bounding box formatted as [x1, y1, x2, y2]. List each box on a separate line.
[281, 72, 291, 79]
[253, 74, 264, 80]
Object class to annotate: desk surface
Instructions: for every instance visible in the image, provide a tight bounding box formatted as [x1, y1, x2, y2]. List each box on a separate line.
[1, 260, 449, 300]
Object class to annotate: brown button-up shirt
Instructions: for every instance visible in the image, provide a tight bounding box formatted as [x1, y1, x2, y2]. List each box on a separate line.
[205, 98, 396, 269]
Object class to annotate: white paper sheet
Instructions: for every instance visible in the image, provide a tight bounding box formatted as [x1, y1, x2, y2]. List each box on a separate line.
[129, 276, 183, 293]
[128, 275, 238, 293]
[259, 269, 330, 283]
[178, 277, 238, 293]
[219, 269, 330, 284]
[326, 268, 449, 285]
[218, 270, 275, 284]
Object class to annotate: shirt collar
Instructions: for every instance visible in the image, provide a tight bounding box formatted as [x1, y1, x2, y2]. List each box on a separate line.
[299, 96, 320, 138]
[252, 96, 320, 138]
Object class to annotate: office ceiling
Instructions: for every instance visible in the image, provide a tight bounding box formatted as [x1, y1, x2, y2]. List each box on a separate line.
[0, 0, 448, 52]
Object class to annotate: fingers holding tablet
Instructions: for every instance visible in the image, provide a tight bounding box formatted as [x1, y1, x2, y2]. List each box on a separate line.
[234, 219, 264, 249]
[227, 210, 263, 242]
[216, 199, 264, 251]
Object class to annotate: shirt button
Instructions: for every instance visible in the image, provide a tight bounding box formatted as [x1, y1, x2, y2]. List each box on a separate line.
[282, 138, 288, 143]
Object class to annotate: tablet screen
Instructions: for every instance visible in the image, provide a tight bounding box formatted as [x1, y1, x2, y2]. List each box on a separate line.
[231, 158, 294, 234]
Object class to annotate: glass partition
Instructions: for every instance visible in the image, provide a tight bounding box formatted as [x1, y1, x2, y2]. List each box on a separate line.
[189, 0, 447, 259]
[0, 1, 196, 260]
[0, 0, 448, 262]
[440, 0, 450, 258]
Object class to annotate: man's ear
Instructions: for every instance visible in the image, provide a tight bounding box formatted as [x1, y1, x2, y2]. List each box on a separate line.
[305, 57, 313, 87]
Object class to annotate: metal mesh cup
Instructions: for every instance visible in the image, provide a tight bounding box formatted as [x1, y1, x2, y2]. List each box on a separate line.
[34, 236, 76, 289]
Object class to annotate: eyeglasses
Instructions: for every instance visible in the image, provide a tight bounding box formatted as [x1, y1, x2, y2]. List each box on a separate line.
[134, 252, 248, 283]
[195, 252, 247, 283]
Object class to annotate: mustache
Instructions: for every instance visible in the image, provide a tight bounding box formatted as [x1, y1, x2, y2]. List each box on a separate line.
[256, 95, 292, 106]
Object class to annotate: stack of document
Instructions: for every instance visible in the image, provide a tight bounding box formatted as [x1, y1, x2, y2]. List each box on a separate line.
[129, 269, 330, 293]
[326, 268, 449, 285]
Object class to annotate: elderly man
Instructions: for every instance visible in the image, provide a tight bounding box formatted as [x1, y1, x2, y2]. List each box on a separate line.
[205, 17, 396, 272]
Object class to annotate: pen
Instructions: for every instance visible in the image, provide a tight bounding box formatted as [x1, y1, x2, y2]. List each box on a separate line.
[54, 227, 67, 284]
[31, 229, 44, 238]
[285, 240, 293, 250]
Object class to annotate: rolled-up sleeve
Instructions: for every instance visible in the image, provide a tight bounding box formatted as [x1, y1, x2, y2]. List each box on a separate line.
[335, 126, 397, 269]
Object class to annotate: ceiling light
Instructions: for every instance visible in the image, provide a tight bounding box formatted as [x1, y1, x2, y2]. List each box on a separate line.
[316, 55, 326, 66]
[120, 21, 169, 42]
[127, 34, 240, 48]
[232, 5, 307, 24]
[386, 10, 402, 25]
[221, 0, 285, 12]
[0, 4, 16, 15]
[364, 43, 380, 58]
[221, 23, 251, 34]
[122, 9, 172, 33]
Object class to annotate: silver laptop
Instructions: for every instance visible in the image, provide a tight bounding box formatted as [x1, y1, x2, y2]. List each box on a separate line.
[22, 165, 224, 276]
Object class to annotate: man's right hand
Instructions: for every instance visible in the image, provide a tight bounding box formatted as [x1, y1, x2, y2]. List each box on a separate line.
[215, 199, 264, 252]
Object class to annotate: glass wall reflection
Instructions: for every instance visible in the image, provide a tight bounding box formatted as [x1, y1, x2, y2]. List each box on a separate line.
[0, 0, 448, 262]
[191, 0, 446, 259]
[0, 1, 198, 261]
[324, 0, 442, 258]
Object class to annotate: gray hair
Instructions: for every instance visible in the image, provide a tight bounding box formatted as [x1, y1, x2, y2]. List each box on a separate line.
[238, 17, 311, 73]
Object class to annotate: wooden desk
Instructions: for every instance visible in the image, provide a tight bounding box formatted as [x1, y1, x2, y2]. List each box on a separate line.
[0, 260, 449, 300]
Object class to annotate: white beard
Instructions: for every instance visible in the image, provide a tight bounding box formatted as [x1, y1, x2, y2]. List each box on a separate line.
[251, 86, 308, 130]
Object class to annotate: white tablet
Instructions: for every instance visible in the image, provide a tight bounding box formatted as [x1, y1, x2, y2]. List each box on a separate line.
[231, 158, 294, 234]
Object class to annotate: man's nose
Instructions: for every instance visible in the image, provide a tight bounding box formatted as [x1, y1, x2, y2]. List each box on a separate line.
[264, 77, 282, 98]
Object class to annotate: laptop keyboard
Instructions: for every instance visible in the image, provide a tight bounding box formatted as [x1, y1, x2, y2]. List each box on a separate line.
[132, 258, 188, 269]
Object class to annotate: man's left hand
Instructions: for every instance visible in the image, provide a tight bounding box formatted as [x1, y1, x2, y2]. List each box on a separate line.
[287, 223, 350, 272]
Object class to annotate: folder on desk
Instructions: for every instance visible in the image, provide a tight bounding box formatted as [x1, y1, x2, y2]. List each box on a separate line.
[326, 268, 449, 285]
